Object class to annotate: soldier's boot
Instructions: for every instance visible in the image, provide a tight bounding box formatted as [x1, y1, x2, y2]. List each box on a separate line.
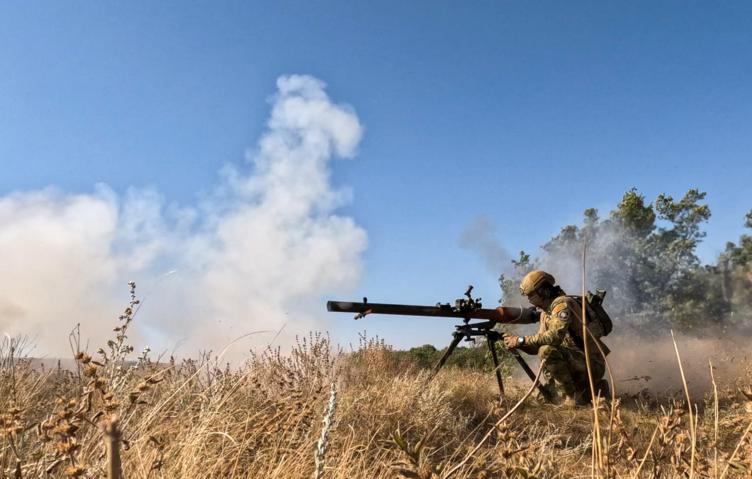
[557, 394, 577, 408]
[533, 383, 557, 404]
[556, 384, 583, 408]
[579, 378, 611, 404]
[553, 386, 587, 408]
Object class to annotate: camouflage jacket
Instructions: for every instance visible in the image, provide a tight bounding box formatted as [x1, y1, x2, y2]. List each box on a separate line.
[516, 295, 580, 350]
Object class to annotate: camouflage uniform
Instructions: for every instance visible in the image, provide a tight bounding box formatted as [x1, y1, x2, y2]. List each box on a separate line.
[516, 295, 606, 399]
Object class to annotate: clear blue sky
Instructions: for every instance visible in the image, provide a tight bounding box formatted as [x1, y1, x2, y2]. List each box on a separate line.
[2, 1, 751, 349]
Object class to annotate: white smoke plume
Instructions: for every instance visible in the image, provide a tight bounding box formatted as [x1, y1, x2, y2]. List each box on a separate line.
[0, 74, 367, 360]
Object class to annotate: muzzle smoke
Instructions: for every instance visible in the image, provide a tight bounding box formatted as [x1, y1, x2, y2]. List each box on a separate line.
[0, 75, 367, 360]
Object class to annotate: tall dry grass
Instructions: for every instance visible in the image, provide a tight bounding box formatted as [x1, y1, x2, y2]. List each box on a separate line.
[1, 287, 752, 478]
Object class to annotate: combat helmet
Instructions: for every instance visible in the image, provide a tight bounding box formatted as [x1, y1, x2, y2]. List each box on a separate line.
[519, 270, 555, 296]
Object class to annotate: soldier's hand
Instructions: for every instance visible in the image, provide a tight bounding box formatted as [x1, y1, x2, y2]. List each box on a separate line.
[503, 335, 520, 349]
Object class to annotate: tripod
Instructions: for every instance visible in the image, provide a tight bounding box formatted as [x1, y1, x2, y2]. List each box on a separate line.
[430, 319, 551, 402]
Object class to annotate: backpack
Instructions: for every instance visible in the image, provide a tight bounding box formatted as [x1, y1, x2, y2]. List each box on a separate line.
[564, 290, 613, 355]
[588, 290, 613, 336]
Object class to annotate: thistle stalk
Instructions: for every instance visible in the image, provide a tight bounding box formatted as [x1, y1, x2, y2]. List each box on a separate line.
[313, 382, 337, 479]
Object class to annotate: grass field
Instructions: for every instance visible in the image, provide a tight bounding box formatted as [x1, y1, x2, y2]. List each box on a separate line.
[1, 286, 751, 478]
[2, 326, 752, 479]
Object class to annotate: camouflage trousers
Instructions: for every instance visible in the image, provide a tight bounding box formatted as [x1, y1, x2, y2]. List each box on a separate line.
[521, 344, 605, 398]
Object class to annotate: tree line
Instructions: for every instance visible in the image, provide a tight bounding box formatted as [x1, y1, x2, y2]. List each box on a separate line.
[499, 188, 752, 333]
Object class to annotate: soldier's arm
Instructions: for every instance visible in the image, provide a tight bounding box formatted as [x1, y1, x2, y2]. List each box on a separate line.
[522, 302, 570, 348]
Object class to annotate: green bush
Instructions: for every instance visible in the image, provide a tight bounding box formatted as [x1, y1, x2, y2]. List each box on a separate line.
[397, 342, 514, 373]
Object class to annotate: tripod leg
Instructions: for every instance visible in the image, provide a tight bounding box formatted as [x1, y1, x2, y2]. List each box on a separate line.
[487, 338, 505, 399]
[510, 350, 537, 382]
[431, 333, 463, 378]
[510, 350, 554, 403]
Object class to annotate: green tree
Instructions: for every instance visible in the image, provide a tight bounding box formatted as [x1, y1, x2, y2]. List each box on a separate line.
[500, 187, 731, 332]
[648, 190, 713, 328]
[406, 344, 439, 369]
[721, 209, 752, 269]
[604, 189, 658, 316]
[611, 187, 656, 237]
[716, 209, 752, 324]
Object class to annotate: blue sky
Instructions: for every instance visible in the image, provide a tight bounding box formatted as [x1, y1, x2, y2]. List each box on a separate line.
[1, 1, 751, 352]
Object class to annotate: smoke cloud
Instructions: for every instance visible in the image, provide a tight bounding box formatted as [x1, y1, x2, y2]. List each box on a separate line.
[0, 74, 367, 360]
[607, 333, 745, 398]
[458, 217, 512, 276]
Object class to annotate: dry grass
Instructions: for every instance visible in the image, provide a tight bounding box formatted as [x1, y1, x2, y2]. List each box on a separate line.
[1, 290, 752, 478]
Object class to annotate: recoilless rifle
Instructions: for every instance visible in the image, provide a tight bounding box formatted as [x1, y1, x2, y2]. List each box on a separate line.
[327, 286, 552, 401]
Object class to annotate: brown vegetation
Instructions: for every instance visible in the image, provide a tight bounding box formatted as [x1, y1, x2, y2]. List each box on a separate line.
[1, 287, 752, 477]
[1, 334, 752, 477]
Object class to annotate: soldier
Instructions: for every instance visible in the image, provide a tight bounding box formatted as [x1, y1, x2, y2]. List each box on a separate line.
[501, 270, 609, 406]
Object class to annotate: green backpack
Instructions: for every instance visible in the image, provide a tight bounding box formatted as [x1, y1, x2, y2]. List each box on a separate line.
[565, 290, 613, 356]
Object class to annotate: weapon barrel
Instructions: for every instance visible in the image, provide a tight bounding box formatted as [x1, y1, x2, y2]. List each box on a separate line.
[327, 300, 522, 322]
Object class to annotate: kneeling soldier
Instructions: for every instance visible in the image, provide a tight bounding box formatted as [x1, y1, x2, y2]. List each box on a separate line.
[502, 270, 609, 406]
